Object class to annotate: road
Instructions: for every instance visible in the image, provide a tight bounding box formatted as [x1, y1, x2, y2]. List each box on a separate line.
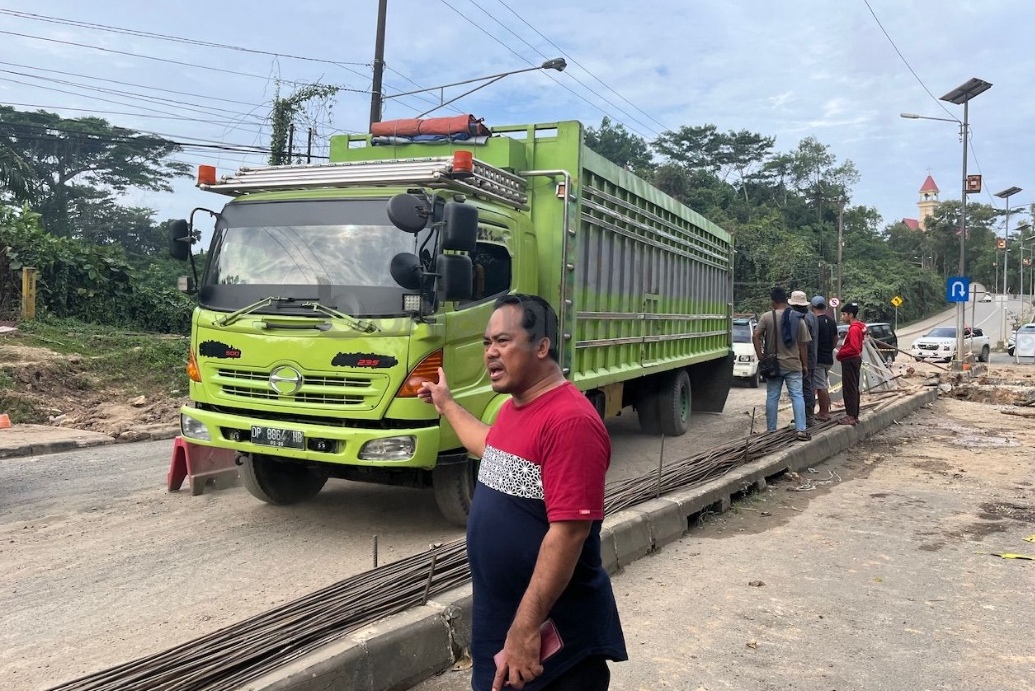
[895, 294, 1032, 350]
[1, 384, 775, 691]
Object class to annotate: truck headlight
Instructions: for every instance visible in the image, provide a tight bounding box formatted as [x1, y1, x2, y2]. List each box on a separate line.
[359, 436, 416, 461]
[180, 412, 211, 442]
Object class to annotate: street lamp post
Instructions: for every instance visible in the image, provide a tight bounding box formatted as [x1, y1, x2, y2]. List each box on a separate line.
[373, 57, 567, 124]
[901, 77, 993, 370]
[995, 186, 1022, 349]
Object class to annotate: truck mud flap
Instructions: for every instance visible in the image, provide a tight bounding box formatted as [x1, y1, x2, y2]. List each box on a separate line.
[688, 353, 734, 413]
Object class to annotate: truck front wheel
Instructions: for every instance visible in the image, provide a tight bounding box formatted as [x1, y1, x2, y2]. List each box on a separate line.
[240, 454, 327, 505]
[433, 457, 478, 526]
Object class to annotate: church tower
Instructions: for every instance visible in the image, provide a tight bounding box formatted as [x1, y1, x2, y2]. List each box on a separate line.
[917, 175, 939, 230]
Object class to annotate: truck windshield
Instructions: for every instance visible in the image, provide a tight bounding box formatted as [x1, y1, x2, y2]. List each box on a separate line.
[732, 324, 752, 343]
[200, 198, 431, 317]
[926, 327, 956, 338]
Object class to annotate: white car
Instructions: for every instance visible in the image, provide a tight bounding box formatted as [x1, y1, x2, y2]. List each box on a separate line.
[732, 317, 760, 388]
[980, 293, 994, 302]
[1008, 323, 1035, 356]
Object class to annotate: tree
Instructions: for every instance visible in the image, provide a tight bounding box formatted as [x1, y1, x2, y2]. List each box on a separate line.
[584, 117, 654, 172]
[0, 106, 190, 237]
[0, 140, 34, 200]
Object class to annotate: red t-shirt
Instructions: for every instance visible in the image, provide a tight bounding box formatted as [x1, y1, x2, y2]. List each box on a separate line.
[466, 381, 626, 690]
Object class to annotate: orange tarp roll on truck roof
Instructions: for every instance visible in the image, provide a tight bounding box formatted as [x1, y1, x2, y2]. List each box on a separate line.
[370, 115, 491, 137]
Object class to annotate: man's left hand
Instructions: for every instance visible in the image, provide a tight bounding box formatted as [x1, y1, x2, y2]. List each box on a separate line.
[492, 626, 543, 690]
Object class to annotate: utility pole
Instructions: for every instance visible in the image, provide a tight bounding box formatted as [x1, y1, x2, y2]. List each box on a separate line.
[368, 0, 388, 129]
[836, 196, 845, 318]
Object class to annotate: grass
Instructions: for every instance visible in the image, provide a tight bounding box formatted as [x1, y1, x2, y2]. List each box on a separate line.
[14, 316, 190, 394]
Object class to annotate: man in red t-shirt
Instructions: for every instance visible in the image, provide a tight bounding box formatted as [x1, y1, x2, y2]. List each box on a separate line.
[836, 302, 866, 425]
[418, 294, 626, 691]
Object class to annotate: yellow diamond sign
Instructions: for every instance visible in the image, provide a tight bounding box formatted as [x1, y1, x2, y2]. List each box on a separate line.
[891, 295, 903, 308]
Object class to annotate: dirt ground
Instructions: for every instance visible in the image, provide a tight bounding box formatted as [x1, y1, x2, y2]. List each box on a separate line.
[0, 342, 185, 439]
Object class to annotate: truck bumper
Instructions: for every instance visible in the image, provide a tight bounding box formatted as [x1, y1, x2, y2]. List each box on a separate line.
[177, 406, 440, 470]
[911, 350, 951, 362]
[733, 363, 757, 379]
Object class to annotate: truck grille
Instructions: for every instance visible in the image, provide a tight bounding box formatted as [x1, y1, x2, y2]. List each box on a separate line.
[212, 367, 387, 409]
[918, 344, 939, 351]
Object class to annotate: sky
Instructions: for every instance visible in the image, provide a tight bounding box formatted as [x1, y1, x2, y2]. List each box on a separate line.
[2, 0, 1034, 240]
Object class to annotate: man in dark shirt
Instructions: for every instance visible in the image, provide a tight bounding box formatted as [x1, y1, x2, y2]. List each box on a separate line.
[419, 294, 626, 691]
[810, 296, 838, 421]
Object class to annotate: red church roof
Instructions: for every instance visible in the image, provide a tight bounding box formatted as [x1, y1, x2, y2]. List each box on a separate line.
[902, 218, 921, 230]
[919, 175, 939, 193]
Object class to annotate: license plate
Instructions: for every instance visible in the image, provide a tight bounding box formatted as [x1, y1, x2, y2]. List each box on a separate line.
[251, 425, 305, 450]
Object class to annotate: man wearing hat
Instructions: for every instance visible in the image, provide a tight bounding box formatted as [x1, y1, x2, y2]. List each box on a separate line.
[810, 296, 838, 421]
[788, 290, 817, 426]
[752, 287, 811, 441]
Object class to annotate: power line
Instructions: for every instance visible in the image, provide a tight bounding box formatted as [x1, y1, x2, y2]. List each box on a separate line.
[2, 102, 267, 128]
[0, 60, 278, 108]
[861, 0, 957, 120]
[491, 0, 669, 134]
[0, 76, 272, 138]
[0, 8, 370, 69]
[434, 0, 656, 139]
[0, 28, 328, 87]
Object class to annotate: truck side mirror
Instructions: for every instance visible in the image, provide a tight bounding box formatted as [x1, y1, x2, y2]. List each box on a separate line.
[169, 219, 191, 261]
[439, 201, 478, 253]
[390, 252, 423, 290]
[387, 193, 431, 234]
[436, 254, 473, 301]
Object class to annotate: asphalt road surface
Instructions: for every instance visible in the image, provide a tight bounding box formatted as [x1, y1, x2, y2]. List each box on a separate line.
[1, 384, 773, 691]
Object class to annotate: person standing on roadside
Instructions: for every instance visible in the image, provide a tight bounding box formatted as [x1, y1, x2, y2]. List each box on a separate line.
[752, 287, 811, 441]
[811, 296, 838, 421]
[418, 294, 627, 691]
[789, 290, 818, 426]
[837, 302, 865, 426]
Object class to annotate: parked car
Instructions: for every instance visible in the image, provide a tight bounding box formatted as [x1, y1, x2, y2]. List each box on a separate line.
[1007, 323, 1035, 356]
[732, 317, 760, 387]
[837, 321, 899, 363]
[910, 326, 990, 363]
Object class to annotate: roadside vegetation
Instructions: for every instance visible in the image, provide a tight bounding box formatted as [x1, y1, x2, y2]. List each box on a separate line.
[1, 106, 1024, 422]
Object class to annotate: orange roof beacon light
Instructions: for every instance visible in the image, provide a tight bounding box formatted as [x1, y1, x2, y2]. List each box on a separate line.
[197, 165, 217, 187]
[452, 150, 474, 177]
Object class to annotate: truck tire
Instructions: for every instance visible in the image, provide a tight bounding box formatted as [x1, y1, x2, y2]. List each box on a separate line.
[240, 454, 327, 505]
[433, 458, 478, 527]
[749, 371, 761, 388]
[658, 369, 692, 436]
[979, 345, 990, 363]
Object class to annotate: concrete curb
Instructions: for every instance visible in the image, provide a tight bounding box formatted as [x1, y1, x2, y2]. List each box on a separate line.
[0, 426, 178, 460]
[245, 387, 938, 691]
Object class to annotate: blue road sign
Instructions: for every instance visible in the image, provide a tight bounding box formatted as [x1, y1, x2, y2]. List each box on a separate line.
[946, 276, 970, 303]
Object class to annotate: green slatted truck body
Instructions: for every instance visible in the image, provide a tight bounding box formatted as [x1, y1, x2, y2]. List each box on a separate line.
[176, 120, 733, 524]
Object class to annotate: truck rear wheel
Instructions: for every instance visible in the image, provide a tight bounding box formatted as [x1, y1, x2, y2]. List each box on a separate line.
[433, 458, 478, 527]
[240, 454, 327, 505]
[636, 385, 662, 434]
[658, 369, 692, 436]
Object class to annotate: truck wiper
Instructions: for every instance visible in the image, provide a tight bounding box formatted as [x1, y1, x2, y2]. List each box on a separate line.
[214, 296, 286, 327]
[299, 301, 379, 333]
[213, 296, 378, 333]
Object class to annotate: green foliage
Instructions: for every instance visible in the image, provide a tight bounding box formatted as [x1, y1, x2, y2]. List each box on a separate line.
[584, 117, 654, 173]
[16, 316, 190, 393]
[0, 205, 192, 331]
[269, 83, 341, 165]
[0, 106, 190, 237]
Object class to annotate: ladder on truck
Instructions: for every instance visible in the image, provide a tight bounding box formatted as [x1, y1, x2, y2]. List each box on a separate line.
[200, 157, 529, 209]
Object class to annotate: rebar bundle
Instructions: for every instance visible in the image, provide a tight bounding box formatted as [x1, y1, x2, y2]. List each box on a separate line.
[46, 419, 841, 691]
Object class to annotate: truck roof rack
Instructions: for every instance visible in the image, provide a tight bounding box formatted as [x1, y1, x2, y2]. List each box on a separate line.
[201, 156, 529, 209]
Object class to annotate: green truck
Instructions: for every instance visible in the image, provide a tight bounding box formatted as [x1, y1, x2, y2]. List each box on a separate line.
[170, 120, 734, 524]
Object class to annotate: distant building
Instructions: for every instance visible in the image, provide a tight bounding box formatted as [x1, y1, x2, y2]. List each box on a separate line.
[902, 175, 940, 231]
